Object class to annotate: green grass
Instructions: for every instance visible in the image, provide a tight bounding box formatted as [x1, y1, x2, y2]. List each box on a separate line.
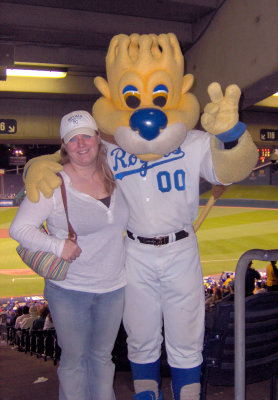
[200, 184, 278, 200]
[0, 273, 44, 297]
[197, 207, 278, 275]
[0, 207, 18, 229]
[0, 239, 26, 270]
[0, 207, 45, 297]
[1, 186, 278, 298]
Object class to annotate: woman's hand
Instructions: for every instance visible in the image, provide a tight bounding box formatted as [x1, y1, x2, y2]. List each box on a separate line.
[61, 239, 82, 262]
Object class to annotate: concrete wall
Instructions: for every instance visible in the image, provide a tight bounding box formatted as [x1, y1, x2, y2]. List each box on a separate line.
[185, 0, 278, 109]
[0, 98, 94, 144]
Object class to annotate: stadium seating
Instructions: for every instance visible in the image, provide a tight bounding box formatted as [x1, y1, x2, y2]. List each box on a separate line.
[2, 292, 278, 398]
[1, 325, 61, 366]
[201, 291, 278, 400]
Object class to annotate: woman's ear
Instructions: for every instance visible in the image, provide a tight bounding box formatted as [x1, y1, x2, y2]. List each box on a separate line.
[97, 130, 101, 143]
[61, 142, 67, 154]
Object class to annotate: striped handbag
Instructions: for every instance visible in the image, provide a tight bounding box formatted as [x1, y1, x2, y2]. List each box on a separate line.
[16, 173, 77, 281]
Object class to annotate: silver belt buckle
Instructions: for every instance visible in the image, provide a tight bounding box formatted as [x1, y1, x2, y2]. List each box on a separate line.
[155, 236, 167, 246]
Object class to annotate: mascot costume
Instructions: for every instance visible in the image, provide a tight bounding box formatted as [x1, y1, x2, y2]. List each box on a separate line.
[23, 33, 258, 400]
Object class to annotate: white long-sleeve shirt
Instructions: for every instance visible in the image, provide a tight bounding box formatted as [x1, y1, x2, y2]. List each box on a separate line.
[10, 171, 129, 293]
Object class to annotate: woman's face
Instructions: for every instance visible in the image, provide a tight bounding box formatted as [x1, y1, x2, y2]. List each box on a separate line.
[64, 133, 100, 167]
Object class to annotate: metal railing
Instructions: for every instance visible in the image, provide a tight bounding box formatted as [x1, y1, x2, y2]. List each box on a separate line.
[234, 248, 278, 400]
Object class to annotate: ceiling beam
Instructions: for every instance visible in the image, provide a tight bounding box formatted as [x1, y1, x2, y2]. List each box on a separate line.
[14, 45, 107, 75]
[0, 0, 217, 23]
[0, 3, 192, 49]
[242, 71, 278, 110]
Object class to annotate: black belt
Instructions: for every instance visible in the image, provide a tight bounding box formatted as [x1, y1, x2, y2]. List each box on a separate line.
[126, 230, 188, 246]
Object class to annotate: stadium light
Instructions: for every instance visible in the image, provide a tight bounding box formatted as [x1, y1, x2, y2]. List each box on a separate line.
[6, 68, 67, 78]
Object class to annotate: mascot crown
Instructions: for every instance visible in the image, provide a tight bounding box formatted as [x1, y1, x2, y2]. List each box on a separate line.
[106, 33, 184, 82]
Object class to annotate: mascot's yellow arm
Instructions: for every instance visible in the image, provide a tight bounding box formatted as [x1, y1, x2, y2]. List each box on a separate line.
[23, 151, 63, 203]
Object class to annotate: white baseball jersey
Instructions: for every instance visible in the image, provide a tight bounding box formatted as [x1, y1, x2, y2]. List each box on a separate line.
[104, 129, 220, 236]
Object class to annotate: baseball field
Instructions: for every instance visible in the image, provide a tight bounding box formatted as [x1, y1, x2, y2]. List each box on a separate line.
[0, 184, 278, 298]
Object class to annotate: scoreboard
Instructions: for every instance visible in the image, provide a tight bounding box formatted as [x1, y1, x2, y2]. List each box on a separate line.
[257, 146, 272, 164]
[258, 129, 278, 163]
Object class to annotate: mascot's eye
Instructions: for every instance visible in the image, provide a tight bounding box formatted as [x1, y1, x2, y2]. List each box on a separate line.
[123, 85, 141, 109]
[153, 84, 168, 107]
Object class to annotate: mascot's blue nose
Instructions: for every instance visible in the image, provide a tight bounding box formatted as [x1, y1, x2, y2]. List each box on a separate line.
[130, 108, 168, 141]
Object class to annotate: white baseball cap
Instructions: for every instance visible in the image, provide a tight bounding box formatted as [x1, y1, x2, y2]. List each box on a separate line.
[60, 110, 98, 144]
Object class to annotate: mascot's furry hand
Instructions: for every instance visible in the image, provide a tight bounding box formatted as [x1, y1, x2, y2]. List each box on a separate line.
[201, 83, 240, 135]
[201, 82, 257, 184]
[23, 151, 63, 203]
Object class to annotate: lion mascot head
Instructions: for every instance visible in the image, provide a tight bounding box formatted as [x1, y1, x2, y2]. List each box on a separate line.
[93, 33, 200, 162]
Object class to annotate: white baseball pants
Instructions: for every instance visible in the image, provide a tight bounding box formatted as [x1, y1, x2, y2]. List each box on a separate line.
[123, 231, 205, 369]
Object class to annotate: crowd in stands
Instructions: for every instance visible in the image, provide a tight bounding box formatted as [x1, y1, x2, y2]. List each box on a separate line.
[0, 171, 24, 200]
[1, 193, 16, 199]
[2, 301, 53, 331]
[0, 299, 55, 351]
[204, 260, 278, 313]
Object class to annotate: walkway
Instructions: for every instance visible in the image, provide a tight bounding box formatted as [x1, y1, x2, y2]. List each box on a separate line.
[1, 341, 276, 400]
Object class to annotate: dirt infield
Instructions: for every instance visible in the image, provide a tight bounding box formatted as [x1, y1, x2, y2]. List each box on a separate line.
[0, 268, 35, 275]
[0, 229, 10, 238]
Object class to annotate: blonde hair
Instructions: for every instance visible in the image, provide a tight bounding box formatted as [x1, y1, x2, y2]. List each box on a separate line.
[60, 134, 115, 196]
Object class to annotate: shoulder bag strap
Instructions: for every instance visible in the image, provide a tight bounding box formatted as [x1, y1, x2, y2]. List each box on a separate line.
[57, 172, 77, 242]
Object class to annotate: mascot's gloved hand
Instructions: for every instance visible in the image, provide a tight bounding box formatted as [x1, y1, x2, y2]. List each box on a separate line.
[23, 151, 63, 203]
[201, 82, 257, 184]
[201, 82, 246, 143]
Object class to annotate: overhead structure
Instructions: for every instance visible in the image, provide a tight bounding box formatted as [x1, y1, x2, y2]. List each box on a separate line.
[0, 0, 278, 143]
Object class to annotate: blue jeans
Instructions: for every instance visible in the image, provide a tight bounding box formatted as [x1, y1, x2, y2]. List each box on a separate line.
[44, 281, 124, 400]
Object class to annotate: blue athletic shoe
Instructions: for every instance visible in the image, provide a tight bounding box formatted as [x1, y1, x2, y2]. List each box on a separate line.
[134, 390, 164, 400]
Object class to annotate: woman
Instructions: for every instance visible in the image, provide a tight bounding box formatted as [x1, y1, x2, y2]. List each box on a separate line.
[266, 261, 278, 291]
[10, 110, 129, 400]
[31, 303, 51, 331]
[205, 286, 223, 310]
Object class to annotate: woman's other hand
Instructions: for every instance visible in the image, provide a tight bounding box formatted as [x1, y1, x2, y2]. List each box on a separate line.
[61, 239, 82, 262]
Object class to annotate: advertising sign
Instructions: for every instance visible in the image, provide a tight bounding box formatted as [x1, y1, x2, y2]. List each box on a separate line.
[9, 156, 26, 166]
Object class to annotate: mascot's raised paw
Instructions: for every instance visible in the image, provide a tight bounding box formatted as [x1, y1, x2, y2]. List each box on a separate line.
[201, 82, 240, 135]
